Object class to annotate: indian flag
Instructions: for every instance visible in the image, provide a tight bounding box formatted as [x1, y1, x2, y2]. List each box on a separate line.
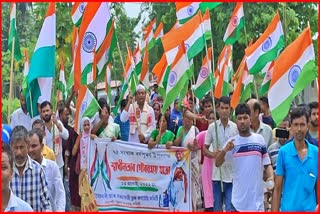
[26, 3, 55, 118]
[112, 82, 128, 116]
[162, 42, 191, 113]
[74, 2, 112, 88]
[74, 86, 100, 134]
[194, 47, 214, 99]
[245, 12, 284, 74]
[230, 58, 253, 109]
[161, 11, 206, 64]
[268, 26, 317, 126]
[96, 19, 116, 82]
[122, 49, 138, 93]
[176, 2, 200, 24]
[148, 22, 163, 48]
[214, 45, 233, 98]
[176, 2, 221, 24]
[105, 63, 112, 104]
[223, 2, 244, 45]
[123, 49, 135, 82]
[142, 19, 156, 51]
[202, 9, 212, 40]
[22, 49, 29, 97]
[57, 62, 68, 101]
[8, 3, 21, 60]
[133, 44, 142, 76]
[152, 54, 169, 98]
[259, 61, 274, 96]
[71, 2, 87, 27]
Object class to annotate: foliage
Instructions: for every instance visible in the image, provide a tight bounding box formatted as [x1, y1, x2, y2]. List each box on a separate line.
[2, 98, 20, 124]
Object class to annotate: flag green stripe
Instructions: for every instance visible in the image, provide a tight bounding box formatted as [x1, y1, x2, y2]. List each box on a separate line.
[259, 81, 270, 96]
[200, 2, 222, 12]
[81, 63, 94, 85]
[222, 81, 230, 97]
[240, 83, 253, 103]
[27, 46, 55, 84]
[248, 35, 285, 74]
[118, 186, 158, 192]
[194, 76, 213, 99]
[112, 82, 128, 115]
[26, 80, 42, 118]
[187, 36, 205, 61]
[224, 17, 245, 45]
[83, 98, 100, 118]
[8, 18, 22, 60]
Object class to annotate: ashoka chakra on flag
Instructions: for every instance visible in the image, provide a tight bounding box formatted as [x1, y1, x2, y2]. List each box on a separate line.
[83, 32, 97, 53]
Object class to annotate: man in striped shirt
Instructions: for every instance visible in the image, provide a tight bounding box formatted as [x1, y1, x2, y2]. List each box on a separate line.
[10, 125, 52, 211]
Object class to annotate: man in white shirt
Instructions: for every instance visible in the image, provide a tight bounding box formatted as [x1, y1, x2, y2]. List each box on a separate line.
[11, 90, 32, 131]
[216, 103, 274, 211]
[204, 96, 238, 211]
[28, 128, 66, 211]
[40, 101, 69, 177]
[120, 84, 156, 144]
[247, 99, 273, 147]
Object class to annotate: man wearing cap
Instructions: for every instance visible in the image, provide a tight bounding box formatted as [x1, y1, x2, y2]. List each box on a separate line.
[10, 90, 32, 131]
[120, 84, 156, 144]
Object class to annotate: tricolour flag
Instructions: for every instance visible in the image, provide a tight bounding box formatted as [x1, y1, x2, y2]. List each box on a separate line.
[122, 49, 138, 93]
[194, 47, 214, 99]
[148, 22, 164, 48]
[8, 3, 22, 60]
[74, 2, 112, 88]
[268, 26, 317, 126]
[202, 9, 212, 40]
[175, 2, 221, 24]
[96, 19, 116, 82]
[142, 18, 156, 51]
[112, 82, 128, 116]
[133, 44, 142, 76]
[152, 54, 169, 98]
[71, 2, 87, 27]
[57, 62, 68, 101]
[26, 3, 55, 118]
[175, 2, 200, 24]
[161, 11, 206, 64]
[245, 12, 284, 74]
[22, 49, 29, 97]
[214, 45, 233, 98]
[223, 2, 244, 45]
[259, 61, 274, 96]
[230, 57, 253, 109]
[162, 42, 191, 113]
[74, 86, 100, 134]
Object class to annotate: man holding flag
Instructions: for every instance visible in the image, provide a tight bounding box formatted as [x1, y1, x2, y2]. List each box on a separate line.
[120, 84, 156, 144]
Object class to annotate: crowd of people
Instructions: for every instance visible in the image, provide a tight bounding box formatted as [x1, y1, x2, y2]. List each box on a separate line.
[2, 82, 318, 212]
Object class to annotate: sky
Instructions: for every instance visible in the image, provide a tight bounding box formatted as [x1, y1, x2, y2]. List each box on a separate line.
[124, 2, 150, 43]
[124, 2, 141, 18]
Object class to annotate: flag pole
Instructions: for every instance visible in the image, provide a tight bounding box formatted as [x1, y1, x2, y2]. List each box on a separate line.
[202, 10, 224, 192]
[8, 37, 15, 124]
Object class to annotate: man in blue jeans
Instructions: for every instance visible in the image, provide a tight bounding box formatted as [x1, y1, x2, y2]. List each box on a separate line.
[204, 96, 238, 211]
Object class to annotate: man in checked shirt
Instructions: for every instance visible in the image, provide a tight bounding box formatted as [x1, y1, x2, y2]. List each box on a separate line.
[9, 125, 52, 211]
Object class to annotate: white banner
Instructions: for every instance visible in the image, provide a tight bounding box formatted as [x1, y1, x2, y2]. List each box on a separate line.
[87, 138, 192, 211]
